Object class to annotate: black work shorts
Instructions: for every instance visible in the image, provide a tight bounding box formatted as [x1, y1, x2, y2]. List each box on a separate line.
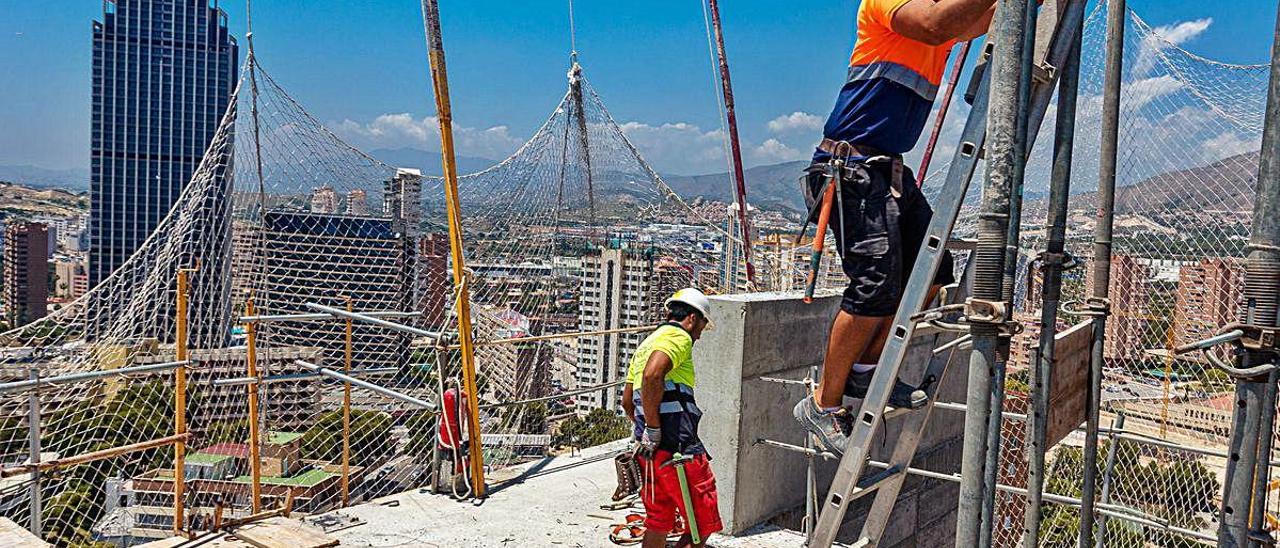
[804, 159, 956, 317]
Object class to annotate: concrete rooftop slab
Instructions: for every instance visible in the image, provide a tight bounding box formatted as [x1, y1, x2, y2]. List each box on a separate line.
[319, 440, 823, 547]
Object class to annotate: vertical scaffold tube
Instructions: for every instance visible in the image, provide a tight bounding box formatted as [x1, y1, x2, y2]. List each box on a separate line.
[983, 3, 1039, 544]
[419, 0, 487, 498]
[956, 0, 1031, 545]
[1221, 6, 1280, 546]
[1024, 15, 1083, 546]
[1080, 0, 1125, 545]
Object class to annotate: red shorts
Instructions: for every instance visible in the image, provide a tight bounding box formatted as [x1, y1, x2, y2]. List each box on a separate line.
[637, 450, 724, 537]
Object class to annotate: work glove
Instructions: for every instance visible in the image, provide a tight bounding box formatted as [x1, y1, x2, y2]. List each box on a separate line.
[639, 426, 661, 459]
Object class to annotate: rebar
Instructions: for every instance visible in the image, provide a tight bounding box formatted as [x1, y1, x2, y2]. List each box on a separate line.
[957, 0, 1031, 543]
[1080, 0, 1126, 544]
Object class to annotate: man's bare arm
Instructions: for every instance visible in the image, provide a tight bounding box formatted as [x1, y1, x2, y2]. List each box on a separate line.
[955, 4, 998, 41]
[891, 0, 998, 46]
[640, 352, 674, 427]
[622, 383, 636, 422]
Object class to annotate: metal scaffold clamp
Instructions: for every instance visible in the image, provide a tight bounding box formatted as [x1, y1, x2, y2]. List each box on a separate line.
[1062, 296, 1110, 318]
[962, 297, 1022, 336]
[1173, 323, 1280, 381]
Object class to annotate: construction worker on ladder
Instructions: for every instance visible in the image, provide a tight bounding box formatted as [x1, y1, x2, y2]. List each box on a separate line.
[621, 288, 722, 548]
[794, 0, 997, 455]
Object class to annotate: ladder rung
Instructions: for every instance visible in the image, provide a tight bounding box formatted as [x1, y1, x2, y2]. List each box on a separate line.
[847, 465, 903, 503]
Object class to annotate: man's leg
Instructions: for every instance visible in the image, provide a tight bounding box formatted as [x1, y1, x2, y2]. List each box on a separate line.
[642, 530, 667, 548]
[817, 311, 888, 408]
[858, 284, 944, 364]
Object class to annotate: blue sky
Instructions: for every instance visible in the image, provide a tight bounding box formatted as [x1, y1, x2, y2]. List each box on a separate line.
[1, 0, 1276, 175]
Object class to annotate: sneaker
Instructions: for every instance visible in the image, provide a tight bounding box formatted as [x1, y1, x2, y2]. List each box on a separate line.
[844, 369, 928, 409]
[792, 395, 850, 455]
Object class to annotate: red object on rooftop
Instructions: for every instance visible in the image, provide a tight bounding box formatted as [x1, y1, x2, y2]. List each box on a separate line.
[439, 387, 467, 449]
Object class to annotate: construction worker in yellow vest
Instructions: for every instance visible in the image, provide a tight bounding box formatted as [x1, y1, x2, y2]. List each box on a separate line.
[620, 288, 722, 548]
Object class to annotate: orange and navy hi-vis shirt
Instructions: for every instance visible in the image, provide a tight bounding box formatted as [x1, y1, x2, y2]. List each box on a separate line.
[814, 0, 957, 161]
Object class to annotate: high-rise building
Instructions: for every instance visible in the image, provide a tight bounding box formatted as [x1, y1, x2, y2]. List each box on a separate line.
[1085, 254, 1153, 364]
[1176, 258, 1245, 361]
[650, 256, 693, 322]
[310, 186, 339, 214]
[576, 240, 655, 411]
[90, 0, 239, 287]
[418, 233, 450, 329]
[346, 189, 369, 216]
[4, 222, 50, 327]
[259, 210, 410, 371]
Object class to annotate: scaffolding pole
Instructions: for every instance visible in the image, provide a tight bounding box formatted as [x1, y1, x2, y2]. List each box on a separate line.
[707, 0, 757, 286]
[1024, 8, 1083, 546]
[1080, 0, 1125, 544]
[245, 298, 263, 513]
[419, 0, 485, 496]
[956, 0, 1031, 544]
[1095, 413, 1126, 547]
[26, 368, 41, 536]
[1220, 6, 1280, 546]
[983, 2, 1040, 543]
[293, 361, 436, 411]
[173, 267, 194, 536]
[341, 297, 353, 507]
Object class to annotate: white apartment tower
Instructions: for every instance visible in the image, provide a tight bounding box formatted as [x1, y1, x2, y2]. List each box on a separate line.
[576, 240, 656, 412]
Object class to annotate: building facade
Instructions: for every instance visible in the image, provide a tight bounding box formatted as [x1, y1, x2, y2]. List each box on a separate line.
[3, 222, 49, 328]
[258, 210, 410, 371]
[90, 0, 239, 287]
[576, 240, 655, 411]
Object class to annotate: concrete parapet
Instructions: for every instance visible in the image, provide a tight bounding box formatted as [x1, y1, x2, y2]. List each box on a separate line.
[696, 290, 968, 544]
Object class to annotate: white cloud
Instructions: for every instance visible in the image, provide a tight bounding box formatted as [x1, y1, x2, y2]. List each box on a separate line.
[334, 113, 523, 160]
[1135, 18, 1213, 76]
[767, 111, 824, 134]
[1200, 131, 1260, 162]
[750, 138, 810, 164]
[1125, 75, 1186, 111]
[617, 121, 731, 175]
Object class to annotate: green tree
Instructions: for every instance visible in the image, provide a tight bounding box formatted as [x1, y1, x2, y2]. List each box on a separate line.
[552, 409, 630, 450]
[403, 410, 439, 457]
[300, 409, 395, 466]
[201, 418, 249, 446]
[503, 402, 548, 434]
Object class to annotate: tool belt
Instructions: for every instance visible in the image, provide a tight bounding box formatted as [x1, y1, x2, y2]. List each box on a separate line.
[801, 140, 906, 225]
[613, 447, 643, 501]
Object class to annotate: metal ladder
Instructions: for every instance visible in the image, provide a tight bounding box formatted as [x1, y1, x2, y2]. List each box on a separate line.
[808, 2, 1089, 546]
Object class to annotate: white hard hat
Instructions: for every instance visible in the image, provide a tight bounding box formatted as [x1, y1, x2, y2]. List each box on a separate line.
[666, 288, 711, 321]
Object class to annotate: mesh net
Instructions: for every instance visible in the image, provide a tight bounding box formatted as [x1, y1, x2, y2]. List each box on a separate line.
[979, 2, 1271, 546]
[0, 0, 1273, 545]
[0, 47, 795, 543]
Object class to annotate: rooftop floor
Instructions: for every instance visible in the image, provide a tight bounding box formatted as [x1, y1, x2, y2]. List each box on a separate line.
[320, 441, 822, 547]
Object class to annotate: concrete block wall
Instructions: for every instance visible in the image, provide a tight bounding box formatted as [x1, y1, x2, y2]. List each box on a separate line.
[695, 290, 969, 544]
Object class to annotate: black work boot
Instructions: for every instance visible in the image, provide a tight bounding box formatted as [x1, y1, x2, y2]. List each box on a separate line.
[844, 369, 927, 409]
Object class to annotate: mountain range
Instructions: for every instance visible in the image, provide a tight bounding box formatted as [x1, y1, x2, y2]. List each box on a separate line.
[0, 164, 90, 192]
[0, 149, 1261, 218]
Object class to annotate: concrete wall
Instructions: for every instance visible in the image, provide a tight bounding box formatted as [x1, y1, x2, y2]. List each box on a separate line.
[696, 290, 969, 545]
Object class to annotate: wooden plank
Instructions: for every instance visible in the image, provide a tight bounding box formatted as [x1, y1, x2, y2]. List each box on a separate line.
[1046, 320, 1094, 446]
[230, 517, 339, 548]
[0, 517, 51, 548]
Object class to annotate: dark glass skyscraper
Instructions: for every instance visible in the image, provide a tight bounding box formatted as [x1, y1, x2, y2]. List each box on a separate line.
[90, 0, 239, 287]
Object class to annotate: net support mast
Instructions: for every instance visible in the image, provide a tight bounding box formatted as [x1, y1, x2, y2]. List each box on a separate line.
[419, 0, 487, 498]
[707, 0, 757, 287]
